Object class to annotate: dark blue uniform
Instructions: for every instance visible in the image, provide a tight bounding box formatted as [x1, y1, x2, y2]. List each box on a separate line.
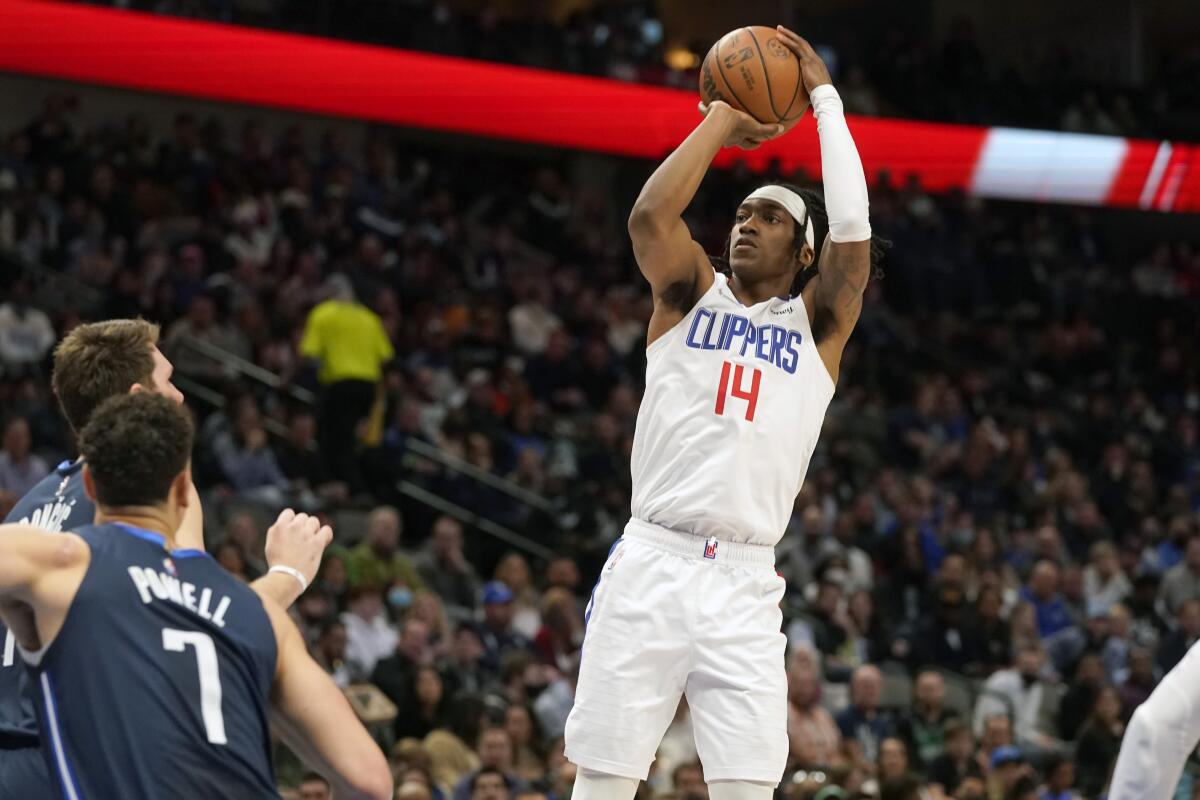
[25, 522, 281, 800]
[0, 459, 90, 796]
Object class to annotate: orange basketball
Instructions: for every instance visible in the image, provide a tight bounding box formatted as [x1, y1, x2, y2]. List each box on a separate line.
[700, 26, 809, 125]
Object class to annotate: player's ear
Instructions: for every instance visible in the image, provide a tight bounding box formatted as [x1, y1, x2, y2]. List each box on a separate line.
[128, 382, 146, 395]
[172, 467, 191, 509]
[798, 243, 815, 268]
[81, 464, 98, 503]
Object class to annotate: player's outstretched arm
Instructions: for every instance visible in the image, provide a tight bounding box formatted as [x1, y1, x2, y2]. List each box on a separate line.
[778, 27, 873, 384]
[263, 596, 393, 800]
[250, 509, 333, 608]
[0, 525, 88, 602]
[0, 524, 90, 646]
[629, 101, 783, 334]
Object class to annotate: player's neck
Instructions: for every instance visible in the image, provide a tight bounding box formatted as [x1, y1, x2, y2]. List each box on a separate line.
[728, 273, 793, 305]
[95, 507, 179, 549]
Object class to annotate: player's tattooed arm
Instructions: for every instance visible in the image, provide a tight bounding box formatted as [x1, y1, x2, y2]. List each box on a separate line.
[250, 509, 332, 608]
[779, 27, 872, 384]
[809, 236, 872, 350]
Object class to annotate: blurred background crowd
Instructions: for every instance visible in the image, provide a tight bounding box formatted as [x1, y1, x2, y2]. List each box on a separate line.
[2, 2, 1200, 800]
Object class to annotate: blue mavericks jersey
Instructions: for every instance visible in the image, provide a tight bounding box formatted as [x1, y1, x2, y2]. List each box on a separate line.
[25, 522, 280, 800]
[0, 459, 92, 744]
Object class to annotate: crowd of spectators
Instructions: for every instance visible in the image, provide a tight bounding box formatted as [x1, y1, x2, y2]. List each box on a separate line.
[78, 0, 1200, 139]
[0, 85, 1199, 799]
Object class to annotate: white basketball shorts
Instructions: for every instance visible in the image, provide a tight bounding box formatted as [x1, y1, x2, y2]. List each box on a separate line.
[564, 518, 788, 783]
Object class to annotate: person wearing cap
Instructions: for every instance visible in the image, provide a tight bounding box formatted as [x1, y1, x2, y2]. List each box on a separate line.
[299, 271, 394, 491]
[987, 746, 1028, 797]
[476, 579, 532, 674]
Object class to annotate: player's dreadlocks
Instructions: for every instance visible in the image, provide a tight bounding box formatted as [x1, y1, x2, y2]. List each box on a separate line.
[711, 182, 891, 297]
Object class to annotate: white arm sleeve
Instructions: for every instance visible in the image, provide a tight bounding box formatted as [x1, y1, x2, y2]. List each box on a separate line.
[810, 84, 872, 244]
[1109, 639, 1200, 800]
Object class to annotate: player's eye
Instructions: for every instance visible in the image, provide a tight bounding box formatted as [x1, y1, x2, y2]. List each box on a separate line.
[766, 215, 780, 223]
[735, 213, 748, 222]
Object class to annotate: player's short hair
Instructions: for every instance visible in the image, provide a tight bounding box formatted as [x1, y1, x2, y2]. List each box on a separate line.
[52, 319, 160, 433]
[79, 393, 193, 507]
[299, 772, 329, 787]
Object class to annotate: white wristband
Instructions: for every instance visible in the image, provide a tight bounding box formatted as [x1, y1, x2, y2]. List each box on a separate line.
[268, 565, 309, 594]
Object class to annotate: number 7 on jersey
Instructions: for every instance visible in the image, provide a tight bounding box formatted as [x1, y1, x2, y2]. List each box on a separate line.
[163, 628, 227, 745]
[714, 361, 762, 421]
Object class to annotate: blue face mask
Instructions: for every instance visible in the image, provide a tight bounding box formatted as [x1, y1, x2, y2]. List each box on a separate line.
[388, 587, 413, 609]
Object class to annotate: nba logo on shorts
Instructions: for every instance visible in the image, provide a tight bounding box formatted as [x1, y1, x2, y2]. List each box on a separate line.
[703, 537, 719, 559]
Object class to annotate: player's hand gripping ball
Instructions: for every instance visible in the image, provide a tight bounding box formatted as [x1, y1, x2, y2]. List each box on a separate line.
[700, 25, 810, 125]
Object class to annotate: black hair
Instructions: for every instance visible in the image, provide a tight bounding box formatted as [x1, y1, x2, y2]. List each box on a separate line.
[710, 182, 891, 297]
[470, 766, 510, 792]
[300, 772, 330, 787]
[79, 393, 193, 507]
[879, 775, 922, 800]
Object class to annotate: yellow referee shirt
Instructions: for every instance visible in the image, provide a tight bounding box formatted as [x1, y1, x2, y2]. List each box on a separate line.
[299, 300, 395, 384]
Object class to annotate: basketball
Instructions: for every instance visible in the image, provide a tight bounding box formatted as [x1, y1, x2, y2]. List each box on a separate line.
[700, 26, 809, 125]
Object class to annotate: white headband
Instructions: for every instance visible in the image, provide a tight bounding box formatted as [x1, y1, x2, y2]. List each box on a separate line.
[743, 186, 815, 250]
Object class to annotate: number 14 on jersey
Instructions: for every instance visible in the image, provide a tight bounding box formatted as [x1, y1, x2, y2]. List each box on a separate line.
[714, 361, 762, 422]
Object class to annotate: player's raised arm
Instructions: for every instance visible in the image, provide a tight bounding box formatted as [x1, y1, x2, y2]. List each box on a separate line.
[262, 596, 392, 800]
[778, 27, 874, 384]
[250, 509, 334, 608]
[628, 100, 783, 334]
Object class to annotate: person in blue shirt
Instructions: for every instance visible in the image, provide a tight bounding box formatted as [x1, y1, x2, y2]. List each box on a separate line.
[0, 393, 392, 799]
[1020, 560, 1073, 639]
[1, 318, 329, 796]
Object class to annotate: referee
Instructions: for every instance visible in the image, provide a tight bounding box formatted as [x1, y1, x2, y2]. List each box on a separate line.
[300, 273, 394, 493]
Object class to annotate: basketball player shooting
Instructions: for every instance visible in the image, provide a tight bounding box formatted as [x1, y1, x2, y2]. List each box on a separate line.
[563, 27, 887, 799]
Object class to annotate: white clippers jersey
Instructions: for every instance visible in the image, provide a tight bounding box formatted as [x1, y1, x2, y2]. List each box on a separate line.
[630, 271, 835, 547]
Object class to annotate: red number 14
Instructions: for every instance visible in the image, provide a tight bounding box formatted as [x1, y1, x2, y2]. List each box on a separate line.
[714, 361, 762, 421]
